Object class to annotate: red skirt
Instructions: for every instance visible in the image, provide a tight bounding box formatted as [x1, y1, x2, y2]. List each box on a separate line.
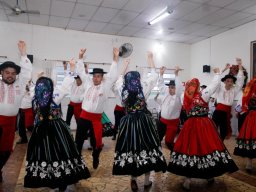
[21, 108, 34, 128]
[167, 116, 238, 179]
[0, 115, 17, 151]
[234, 110, 256, 158]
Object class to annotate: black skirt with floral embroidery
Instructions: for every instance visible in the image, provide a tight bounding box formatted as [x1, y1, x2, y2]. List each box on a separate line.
[112, 111, 167, 176]
[24, 117, 90, 189]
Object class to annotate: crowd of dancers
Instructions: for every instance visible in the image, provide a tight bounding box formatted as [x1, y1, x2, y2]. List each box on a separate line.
[0, 41, 255, 191]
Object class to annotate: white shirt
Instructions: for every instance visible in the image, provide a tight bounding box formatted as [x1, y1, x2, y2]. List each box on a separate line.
[20, 83, 34, 109]
[112, 75, 123, 107]
[201, 74, 221, 103]
[70, 82, 85, 103]
[215, 70, 244, 106]
[155, 76, 183, 120]
[53, 74, 76, 105]
[0, 56, 32, 116]
[76, 59, 118, 114]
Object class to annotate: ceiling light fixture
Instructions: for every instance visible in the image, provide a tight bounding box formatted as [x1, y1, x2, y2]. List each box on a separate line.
[148, 6, 173, 25]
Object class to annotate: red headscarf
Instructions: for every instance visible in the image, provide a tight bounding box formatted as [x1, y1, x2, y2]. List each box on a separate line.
[242, 77, 256, 112]
[183, 78, 200, 113]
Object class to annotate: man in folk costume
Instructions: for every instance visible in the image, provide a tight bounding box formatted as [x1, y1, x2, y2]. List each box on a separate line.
[75, 48, 119, 169]
[16, 79, 34, 144]
[154, 66, 183, 150]
[212, 59, 244, 140]
[0, 41, 32, 181]
[65, 75, 84, 126]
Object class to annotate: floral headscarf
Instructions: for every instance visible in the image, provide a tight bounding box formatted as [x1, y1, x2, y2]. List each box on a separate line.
[183, 78, 200, 113]
[242, 77, 256, 112]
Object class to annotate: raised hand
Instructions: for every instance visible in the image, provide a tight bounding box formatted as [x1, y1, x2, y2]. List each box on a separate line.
[63, 61, 68, 70]
[159, 66, 166, 76]
[213, 67, 220, 74]
[147, 51, 153, 59]
[69, 58, 76, 72]
[174, 66, 181, 76]
[236, 58, 243, 70]
[113, 47, 119, 63]
[18, 40, 26, 56]
[79, 48, 86, 59]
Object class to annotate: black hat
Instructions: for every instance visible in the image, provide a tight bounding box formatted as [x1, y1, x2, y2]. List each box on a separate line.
[221, 74, 237, 83]
[74, 75, 81, 80]
[165, 80, 175, 86]
[0, 61, 21, 74]
[200, 85, 207, 89]
[89, 68, 107, 74]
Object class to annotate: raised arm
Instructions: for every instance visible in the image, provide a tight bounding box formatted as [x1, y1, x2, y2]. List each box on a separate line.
[174, 66, 183, 96]
[54, 58, 76, 105]
[18, 41, 32, 85]
[234, 58, 245, 95]
[142, 51, 158, 99]
[104, 47, 119, 93]
[76, 48, 91, 87]
[202, 68, 221, 102]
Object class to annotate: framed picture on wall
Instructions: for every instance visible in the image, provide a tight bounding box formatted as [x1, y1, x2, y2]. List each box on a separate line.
[250, 40, 256, 78]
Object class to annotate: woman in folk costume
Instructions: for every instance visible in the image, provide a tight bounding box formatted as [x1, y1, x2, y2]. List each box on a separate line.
[24, 59, 90, 191]
[113, 53, 167, 192]
[234, 77, 256, 173]
[167, 67, 238, 190]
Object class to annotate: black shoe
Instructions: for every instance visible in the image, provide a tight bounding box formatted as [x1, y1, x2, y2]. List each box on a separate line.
[16, 139, 28, 144]
[92, 149, 101, 169]
[112, 134, 116, 140]
[246, 168, 252, 174]
[207, 178, 215, 185]
[131, 180, 138, 192]
[144, 181, 152, 189]
[59, 185, 67, 192]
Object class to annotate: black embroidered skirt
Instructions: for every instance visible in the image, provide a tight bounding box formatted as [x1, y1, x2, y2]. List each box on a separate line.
[113, 112, 167, 176]
[24, 118, 90, 189]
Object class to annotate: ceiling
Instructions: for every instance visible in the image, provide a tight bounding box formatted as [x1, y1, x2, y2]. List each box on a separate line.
[1, 0, 256, 44]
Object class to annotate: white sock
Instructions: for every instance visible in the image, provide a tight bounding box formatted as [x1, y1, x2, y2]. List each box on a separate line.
[246, 158, 253, 169]
[144, 172, 151, 185]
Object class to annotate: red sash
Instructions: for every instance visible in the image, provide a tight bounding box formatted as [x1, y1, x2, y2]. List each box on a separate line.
[80, 110, 102, 149]
[216, 103, 232, 139]
[21, 108, 34, 128]
[0, 115, 17, 151]
[160, 117, 179, 144]
[114, 105, 125, 112]
[70, 101, 82, 120]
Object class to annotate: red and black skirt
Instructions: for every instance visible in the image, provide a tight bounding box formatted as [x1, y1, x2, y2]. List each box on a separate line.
[167, 116, 238, 179]
[234, 110, 256, 158]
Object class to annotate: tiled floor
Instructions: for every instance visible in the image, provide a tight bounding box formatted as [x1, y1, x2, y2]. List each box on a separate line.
[1, 133, 256, 192]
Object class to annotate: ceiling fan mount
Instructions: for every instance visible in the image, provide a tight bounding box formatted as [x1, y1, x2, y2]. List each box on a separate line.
[0, 0, 40, 15]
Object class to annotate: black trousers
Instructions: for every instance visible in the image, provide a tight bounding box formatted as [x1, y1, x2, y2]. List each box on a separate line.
[66, 104, 74, 126]
[212, 110, 228, 140]
[75, 118, 97, 155]
[113, 110, 125, 134]
[0, 126, 11, 170]
[17, 109, 27, 141]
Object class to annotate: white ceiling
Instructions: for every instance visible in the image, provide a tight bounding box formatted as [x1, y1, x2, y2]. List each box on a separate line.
[1, 0, 256, 44]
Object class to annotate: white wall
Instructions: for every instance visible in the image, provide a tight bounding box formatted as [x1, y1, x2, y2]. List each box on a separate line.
[191, 20, 256, 85]
[0, 21, 190, 124]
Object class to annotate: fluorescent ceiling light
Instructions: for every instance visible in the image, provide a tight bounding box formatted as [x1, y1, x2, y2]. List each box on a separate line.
[148, 7, 172, 25]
